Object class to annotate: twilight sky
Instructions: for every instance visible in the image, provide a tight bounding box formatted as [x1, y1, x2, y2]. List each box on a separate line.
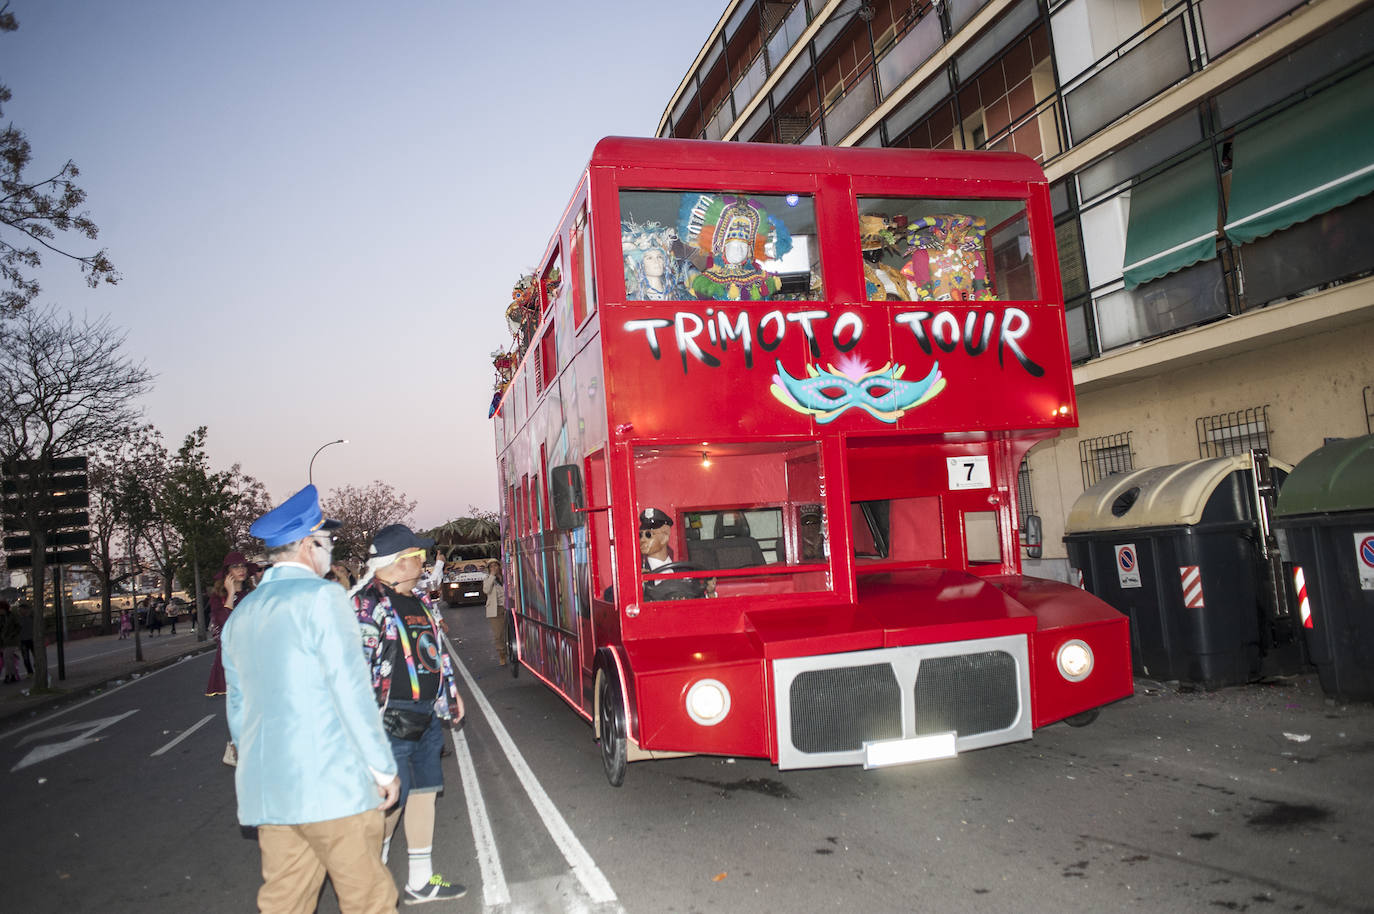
[2, 0, 723, 528]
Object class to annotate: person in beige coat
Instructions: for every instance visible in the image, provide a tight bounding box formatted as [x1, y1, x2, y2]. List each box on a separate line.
[482, 560, 506, 665]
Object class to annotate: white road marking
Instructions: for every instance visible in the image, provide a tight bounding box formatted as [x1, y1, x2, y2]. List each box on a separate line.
[1, 653, 196, 743]
[151, 713, 216, 757]
[451, 727, 511, 908]
[12, 709, 139, 771]
[442, 632, 620, 908]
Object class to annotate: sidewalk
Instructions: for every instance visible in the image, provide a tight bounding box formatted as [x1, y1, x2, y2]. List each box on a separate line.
[0, 628, 217, 730]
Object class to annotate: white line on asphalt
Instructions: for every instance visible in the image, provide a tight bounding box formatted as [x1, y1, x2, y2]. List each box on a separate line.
[0, 654, 199, 742]
[442, 633, 620, 908]
[151, 713, 216, 757]
[451, 727, 511, 908]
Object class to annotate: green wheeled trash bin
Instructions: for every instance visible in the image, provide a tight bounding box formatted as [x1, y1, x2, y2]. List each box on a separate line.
[1064, 452, 1304, 688]
[1274, 434, 1374, 701]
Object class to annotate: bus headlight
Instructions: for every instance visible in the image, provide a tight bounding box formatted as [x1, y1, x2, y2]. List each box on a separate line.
[1057, 639, 1093, 682]
[686, 679, 731, 726]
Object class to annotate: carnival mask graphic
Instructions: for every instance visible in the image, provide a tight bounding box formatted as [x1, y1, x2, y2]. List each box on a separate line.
[770, 356, 946, 424]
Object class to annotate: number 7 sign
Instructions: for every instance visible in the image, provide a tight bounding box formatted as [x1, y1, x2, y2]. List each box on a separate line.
[946, 455, 991, 490]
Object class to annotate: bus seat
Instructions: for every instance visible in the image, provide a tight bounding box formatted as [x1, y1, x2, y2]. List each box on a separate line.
[715, 512, 766, 569]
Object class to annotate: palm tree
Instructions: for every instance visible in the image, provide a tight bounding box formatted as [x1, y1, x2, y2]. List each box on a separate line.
[425, 512, 501, 561]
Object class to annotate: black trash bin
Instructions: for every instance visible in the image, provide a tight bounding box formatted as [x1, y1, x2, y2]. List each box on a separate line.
[1064, 453, 1304, 688]
[1275, 434, 1374, 701]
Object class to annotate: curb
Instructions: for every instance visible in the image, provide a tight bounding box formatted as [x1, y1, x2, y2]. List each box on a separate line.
[0, 641, 218, 734]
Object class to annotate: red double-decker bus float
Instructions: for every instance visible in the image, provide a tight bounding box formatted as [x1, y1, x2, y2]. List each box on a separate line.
[490, 137, 1131, 786]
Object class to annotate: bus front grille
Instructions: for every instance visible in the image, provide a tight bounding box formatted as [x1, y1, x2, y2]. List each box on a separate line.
[913, 651, 1019, 736]
[773, 635, 1031, 769]
[789, 664, 903, 753]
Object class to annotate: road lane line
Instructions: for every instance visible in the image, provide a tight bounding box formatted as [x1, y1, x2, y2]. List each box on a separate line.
[451, 727, 511, 908]
[441, 632, 620, 908]
[151, 713, 216, 757]
[1, 653, 199, 742]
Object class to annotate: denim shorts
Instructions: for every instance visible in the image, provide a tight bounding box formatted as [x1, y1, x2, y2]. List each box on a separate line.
[385, 698, 444, 808]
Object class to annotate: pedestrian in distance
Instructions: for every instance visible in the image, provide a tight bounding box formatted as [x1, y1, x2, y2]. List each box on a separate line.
[119, 608, 132, 639]
[0, 601, 23, 682]
[222, 484, 402, 914]
[351, 524, 467, 904]
[148, 599, 163, 637]
[167, 600, 178, 635]
[206, 551, 254, 698]
[482, 559, 506, 666]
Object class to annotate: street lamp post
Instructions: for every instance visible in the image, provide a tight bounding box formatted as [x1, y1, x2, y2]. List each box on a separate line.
[309, 438, 348, 485]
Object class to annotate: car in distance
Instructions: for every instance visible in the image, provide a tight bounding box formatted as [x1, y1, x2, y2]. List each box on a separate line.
[441, 564, 487, 606]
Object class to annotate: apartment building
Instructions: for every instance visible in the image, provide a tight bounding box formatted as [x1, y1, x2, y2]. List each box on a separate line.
[657, 0, 1374, 578]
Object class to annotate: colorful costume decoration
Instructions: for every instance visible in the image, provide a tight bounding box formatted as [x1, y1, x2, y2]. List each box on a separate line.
[902, 214, 997, 301]
[860, 213, 912, 301]
[679, 194, 791, 301]
[621, 220, 687, 300]
[771, 355, 946, 424]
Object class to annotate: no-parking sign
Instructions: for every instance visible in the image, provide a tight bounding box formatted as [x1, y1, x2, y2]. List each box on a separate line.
[1357, 532, 1374, 591]
[1115, 543, 1141, 589]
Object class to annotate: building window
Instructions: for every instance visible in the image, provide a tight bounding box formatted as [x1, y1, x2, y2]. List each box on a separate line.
[1079, 432, 1133, 488]
[1197, 405, 1270, 458]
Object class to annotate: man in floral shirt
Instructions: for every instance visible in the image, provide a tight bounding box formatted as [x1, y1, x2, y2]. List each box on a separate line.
[352, 524, 466, 905]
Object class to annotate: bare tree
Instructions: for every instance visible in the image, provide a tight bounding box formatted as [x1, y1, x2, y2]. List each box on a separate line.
[0, 306, 151, 687]
[322, 481, 416, 564]
[0, 5, 119, 315]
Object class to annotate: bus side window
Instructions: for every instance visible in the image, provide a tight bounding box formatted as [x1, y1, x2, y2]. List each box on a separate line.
[586, 450, 614, 601]
[964, 511, 1002, 565]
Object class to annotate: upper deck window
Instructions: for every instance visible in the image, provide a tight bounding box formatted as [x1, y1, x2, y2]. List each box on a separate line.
[857, 197, 1037, 302]
[620, 190, 823, 302]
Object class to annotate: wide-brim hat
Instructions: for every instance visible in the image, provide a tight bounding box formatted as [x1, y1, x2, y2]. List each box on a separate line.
[249, 484, 341, 549]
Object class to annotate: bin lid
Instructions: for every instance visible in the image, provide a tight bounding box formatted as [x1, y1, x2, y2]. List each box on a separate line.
[1275, 434, 1374, 516]
[1064, 453, 1291, 533]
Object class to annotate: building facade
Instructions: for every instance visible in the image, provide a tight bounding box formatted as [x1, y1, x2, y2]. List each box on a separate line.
[657, 0, 1374, 577]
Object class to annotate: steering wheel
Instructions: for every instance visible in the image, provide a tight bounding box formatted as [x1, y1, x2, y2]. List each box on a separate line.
[643, 562, 708, 601]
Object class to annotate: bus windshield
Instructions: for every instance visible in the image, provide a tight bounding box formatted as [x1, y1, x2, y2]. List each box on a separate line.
[632, 440, 829, 601]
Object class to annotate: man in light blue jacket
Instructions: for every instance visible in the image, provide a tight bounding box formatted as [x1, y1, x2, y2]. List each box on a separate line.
[223, 484, 402, 913]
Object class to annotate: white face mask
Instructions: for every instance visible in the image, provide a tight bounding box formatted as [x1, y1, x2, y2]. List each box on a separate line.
[310, 540, 333, 576]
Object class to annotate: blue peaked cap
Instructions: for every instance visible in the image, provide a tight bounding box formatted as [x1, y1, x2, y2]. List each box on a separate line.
[249, 484, 341, 548]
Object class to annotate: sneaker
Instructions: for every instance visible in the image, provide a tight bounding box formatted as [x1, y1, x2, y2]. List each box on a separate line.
[403, 874, 467, 905]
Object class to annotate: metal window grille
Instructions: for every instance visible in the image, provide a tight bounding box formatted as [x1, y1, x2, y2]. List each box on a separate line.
[1079, 433, 1134, 488]
[1196, 405, 1270, 458]
[1016, 457, 1034, 518]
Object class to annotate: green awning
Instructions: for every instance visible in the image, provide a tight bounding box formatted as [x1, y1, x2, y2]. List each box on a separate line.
[1224, 67, 1374, 245]
[1122, 152, 1218, 290]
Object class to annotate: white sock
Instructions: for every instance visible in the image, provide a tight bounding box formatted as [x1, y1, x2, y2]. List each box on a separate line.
[408, 846, 433, 888]
[381, 835, 392, 864]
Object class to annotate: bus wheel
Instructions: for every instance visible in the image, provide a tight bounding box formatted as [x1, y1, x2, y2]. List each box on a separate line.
[598, 671, 627, 787]
[1064, 709, 1099, 727]
[506, 618, 519, 679]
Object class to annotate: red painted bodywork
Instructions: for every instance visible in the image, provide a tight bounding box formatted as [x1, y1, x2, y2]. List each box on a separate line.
[492, 138, 1131, 769]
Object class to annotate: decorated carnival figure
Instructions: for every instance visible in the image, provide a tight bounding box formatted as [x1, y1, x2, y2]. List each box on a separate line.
[622, 220, 686, 301]
[859, 213, 913, 301]
[679, 194, 790, 301]
[901, 213, 997, 301]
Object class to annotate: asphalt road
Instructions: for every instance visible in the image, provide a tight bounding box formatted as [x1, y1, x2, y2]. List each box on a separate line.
[2, 604, 1372, 913]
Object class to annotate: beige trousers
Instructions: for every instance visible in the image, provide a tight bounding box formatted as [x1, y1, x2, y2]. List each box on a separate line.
[256, 809, 397, 914]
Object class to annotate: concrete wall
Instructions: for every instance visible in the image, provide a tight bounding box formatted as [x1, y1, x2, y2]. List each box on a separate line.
[1029, 303, 1374, 561]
